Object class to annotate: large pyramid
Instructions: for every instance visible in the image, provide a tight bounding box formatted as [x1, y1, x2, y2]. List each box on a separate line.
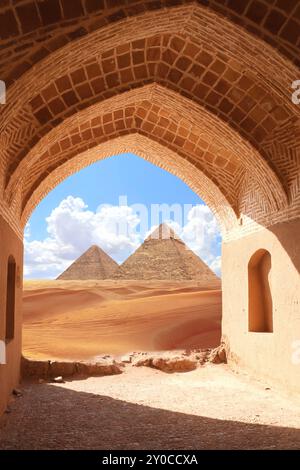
[113, 223, 220, 287]
[57, 245, 119, 280]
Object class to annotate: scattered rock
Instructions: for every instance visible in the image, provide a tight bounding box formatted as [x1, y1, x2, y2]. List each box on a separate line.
[133, 356, 153, 368]
[5, 407, 11, 414]
[22, 345, 227, 380]
[21, 356, 50, 378]
[195, 349, 211, 364]
[208, 344, 227, 364]
[38, 378, 45, 384]
[132, 346, 228, 371]
[76, 359, 122, 376]
[218, 346, 227, 363]
[53, 376, 64, 383]
[21, 356, 123, 380]
[121, 354, 133, 363]
[152, 356, 198, 372]
[12, 388, 22, 397]
[50, 361, 76, 378]
[133, 353, 197, 372]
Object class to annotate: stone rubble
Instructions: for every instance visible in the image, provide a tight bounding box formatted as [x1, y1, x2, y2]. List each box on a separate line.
[21, 346, 227, 381]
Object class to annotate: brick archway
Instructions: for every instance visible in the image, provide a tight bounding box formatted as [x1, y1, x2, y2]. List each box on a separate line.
[20, 133, 237, 236]
[1, 6, 299, 235]
[1, 1, 299, 88]
[7, 83, 288, 237]
[0, 1, 299, 414]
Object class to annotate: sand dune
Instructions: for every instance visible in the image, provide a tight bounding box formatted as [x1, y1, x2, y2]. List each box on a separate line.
[22, 280, 222, 361]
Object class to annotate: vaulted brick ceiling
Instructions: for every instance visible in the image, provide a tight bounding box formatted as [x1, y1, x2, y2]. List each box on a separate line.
[16, 84, 286, 219]
[20, 133, 238, 233]
[0, 1, 299, 234]
[0, 0, 299, 87]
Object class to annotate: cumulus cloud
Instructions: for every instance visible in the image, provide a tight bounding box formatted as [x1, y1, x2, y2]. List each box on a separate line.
[24, 196, 142, 279]
[181, 205, 221, 275]
[209, 256, 222, 275]
[24, 196, 222, 279]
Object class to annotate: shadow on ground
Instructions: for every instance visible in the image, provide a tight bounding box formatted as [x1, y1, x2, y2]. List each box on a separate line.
[0, 383, 299, 449]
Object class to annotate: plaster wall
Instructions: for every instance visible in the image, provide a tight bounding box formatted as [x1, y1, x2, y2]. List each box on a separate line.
[222, 218, 300, 394]
[0, 216, 23, 415]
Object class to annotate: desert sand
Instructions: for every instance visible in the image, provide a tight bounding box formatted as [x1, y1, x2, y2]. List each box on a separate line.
[22, 280, 222, 361]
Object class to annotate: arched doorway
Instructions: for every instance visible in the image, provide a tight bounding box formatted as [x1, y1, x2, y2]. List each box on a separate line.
[0, 2, 299, 414]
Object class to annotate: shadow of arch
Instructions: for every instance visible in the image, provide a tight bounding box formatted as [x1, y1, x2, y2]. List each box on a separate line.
[268, 219, 300, 276]
[0, 383, 299, 450]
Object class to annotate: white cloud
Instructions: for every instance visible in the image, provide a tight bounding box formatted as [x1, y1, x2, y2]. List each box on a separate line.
[24, 196, 142, 279]
[209, 256, 222, 276]
[181, 205, 222, 276]
[24, 196, 222, 279]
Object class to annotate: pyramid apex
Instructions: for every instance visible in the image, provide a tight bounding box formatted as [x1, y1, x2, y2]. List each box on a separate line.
[159, 222, 170, 227]
[147, 222, 178, 241]
[89, 244, 101, 250]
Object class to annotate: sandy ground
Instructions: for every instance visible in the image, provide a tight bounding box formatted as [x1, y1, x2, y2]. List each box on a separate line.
[0, 364, 299, 450]
[22, 280, 222, 360]
[15, 281, 300, 450]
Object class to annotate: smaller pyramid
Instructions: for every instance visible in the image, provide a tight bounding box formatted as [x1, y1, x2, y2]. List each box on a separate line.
[57, 245, 118, 280]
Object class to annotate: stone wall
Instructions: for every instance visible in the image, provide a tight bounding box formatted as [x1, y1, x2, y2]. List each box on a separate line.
[0, 217, 23, 415]
[0, 1, 299, 413]
[222, 218, 300, 394]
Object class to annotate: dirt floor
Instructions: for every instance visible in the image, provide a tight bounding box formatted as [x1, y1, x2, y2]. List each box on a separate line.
[22, 280, 222, 360]
[0, 364, 299, 450]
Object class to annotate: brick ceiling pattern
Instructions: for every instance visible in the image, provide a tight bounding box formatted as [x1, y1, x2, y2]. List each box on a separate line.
[3, 32, 296, 206]
[0, 2, 299, 236]
[0, 0, 299, 88]
[13, 84, 289, 235]
[20, 133, 237, 234]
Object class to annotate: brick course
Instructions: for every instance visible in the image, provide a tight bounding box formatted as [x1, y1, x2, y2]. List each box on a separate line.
[0, 2, 299, 241]
[0, 1, 299, 88]
[0, 0, 299, 417]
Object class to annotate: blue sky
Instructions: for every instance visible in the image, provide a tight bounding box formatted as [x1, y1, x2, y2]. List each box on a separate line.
[25, 153, 222, 278]
[29, 153, 202, 240]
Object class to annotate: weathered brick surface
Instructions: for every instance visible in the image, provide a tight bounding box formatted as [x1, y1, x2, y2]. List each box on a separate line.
[0, 1, 299, 417]
[0, 3, 299, 241]
[0, 1, 299, 89]
[14, 84, 288, 232]
[20, 133, 237, 238]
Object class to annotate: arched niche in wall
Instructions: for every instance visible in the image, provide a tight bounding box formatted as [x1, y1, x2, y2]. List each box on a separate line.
[5, 255, 16, 342]
[248, 249, 273, 333]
